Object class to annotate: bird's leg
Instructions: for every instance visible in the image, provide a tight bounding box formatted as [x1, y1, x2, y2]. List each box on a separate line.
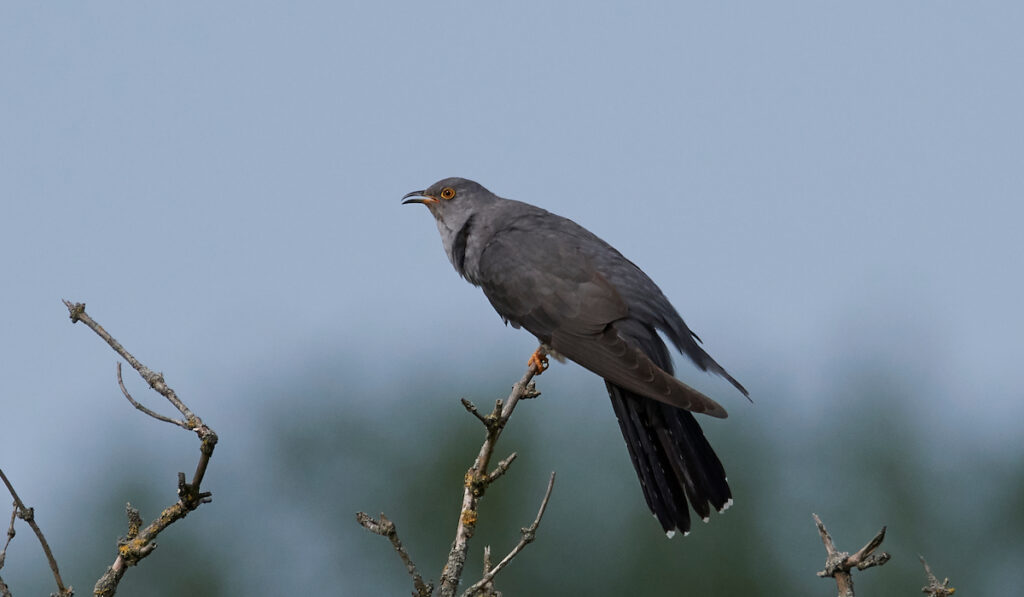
[527, 346, 549, 374]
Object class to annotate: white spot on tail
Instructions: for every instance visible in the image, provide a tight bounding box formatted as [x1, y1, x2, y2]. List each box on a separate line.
[719, 498, 734, 513]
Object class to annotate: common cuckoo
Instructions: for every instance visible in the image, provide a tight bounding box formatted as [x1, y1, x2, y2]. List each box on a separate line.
[403, 177, 748, 536]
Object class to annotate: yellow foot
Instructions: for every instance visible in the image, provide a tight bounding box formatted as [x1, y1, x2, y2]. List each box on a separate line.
[527, 348, 549, 374]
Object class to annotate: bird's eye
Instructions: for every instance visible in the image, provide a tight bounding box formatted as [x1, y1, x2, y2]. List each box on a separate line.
[440, 187, 456, 200]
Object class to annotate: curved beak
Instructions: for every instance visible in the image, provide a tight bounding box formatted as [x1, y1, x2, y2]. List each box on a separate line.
[402, 190, 438, 205]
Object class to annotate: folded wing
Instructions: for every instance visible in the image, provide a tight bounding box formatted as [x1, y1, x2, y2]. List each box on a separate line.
[477, 223, 727, 418]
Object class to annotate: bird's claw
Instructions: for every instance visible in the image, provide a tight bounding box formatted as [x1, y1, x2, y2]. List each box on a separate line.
[528, 349, 549, 374]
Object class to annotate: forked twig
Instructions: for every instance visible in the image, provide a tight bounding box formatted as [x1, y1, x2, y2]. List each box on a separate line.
[919, 556, 955, 597]
[63, 300, 218, 596]
[355, 513, 432, 597]
[359, 348, 554, 596]
[438, 354, 546, 597]
[116, 362, 190, 429]
[813, 513, 890, 596]
[460, 471, 556, 597]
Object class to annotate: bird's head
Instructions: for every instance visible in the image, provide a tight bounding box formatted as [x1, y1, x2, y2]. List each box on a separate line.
[403, 177, 499, 279]
[401, 177, 493, 218]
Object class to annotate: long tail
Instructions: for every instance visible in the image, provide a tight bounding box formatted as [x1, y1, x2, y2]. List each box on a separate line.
[607, 382, 732, 536]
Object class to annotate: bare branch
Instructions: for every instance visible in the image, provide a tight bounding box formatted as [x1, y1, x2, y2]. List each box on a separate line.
[62, 301, 215, 445]
[116, 362, 190, 429]
[460, 399, 488, 426]
[1, 501, 15, 566]
[460, 471, 556, 597]
[483, 546, 492, 574]
[813, 513, 890, 596]
[438, 352, 545, 597]
[0, 469, 72, 596]
[360, 348, 548, 596]
[0, 499, 18, 597]
[919, 556, 955, 597]
[62, 300, 218, 596]
[485, 453, 518, 485]
[356, 512, 432, 597]
[358, 347, 549, 596]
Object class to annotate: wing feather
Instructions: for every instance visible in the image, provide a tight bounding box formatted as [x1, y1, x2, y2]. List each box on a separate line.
[478, 226, 727, 417]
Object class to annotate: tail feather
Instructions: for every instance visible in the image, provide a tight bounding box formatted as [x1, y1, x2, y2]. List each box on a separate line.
[662, 403, 731, 516]
[608, 382, 731, 536]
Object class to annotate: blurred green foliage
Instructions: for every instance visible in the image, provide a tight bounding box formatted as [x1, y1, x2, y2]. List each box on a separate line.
[6, 352, 1021, 596]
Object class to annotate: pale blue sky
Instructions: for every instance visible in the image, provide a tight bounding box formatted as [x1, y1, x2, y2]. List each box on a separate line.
[2, 2, 1022, 594]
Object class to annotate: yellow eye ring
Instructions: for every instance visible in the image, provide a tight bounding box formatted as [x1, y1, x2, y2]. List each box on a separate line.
[440, 187, 456, 200]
